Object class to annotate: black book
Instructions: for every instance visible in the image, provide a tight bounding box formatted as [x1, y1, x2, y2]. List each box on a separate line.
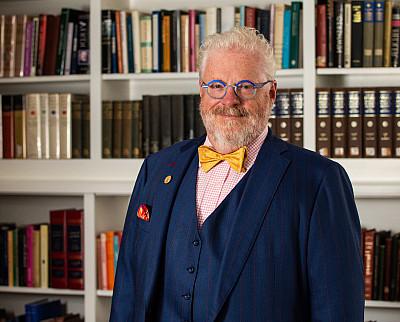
[334, 0, 345, 67]
[171, 11, 179, 72]
[77, 12, 90, 74]
[150, 96, 161, 154]
[132, 101, 142, 158]
[17, 227, 26, 286]
[0, 223, 16, 286]
[102, 10, 113, 73]
[184, 95, 195, 140]
[389, 233, 400, 300]
[160, 95, 172, 149]
[142, 96, 151, 157]
[362, 89, 378, 157]
[373, 231, 391, 300]
[327, 0, 336, 67]
[194, 95, 205, 137]
[391, 6, 400, 67]
[171, 95, 184, 144]
[351, 1, 363, 67]
[256, 9, 270, 42]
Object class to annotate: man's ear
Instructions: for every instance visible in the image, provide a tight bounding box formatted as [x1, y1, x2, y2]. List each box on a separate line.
[268, 80, 277, 102]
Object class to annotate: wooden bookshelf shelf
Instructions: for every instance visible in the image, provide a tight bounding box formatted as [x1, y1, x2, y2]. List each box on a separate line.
[365, 300, 400, 309]
[97, 290, 113, 297]
[0, 286, 84, 296]
[0, 75, 90, 84]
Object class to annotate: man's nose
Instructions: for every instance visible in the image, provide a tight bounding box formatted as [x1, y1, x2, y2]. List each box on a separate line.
[221, 85, 240, 104]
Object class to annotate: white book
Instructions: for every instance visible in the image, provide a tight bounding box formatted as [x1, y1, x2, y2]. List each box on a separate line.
[140, 14, 153, 73]
[344, 2, 352, 68]
[25, 94, 42, 159]
[120, 11, 129, 74]
[48, 93, 60, 159]
[64, 22, 74, 75]
[152, 12, 159, 72]
[15, 15, 27, 77]
[9, 15, 17, 78]
[206, 8, 217, 36]
[0, 94, 2, 158]
[175, 11, 181, 73]
[180, 14, 189, 73]
[40, 224, 48, 288]
[59, 93, 72, 159]
[0, 15, 4, 77]
[273, 4, 285, 69]
[40, 93, 49, 159]
[221, 6, 235, 32]
[132, 10, 141, 73]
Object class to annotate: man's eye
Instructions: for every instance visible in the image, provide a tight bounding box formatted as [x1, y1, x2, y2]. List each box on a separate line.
[239, 84, 254, 90]
[210, 83, 224, 89]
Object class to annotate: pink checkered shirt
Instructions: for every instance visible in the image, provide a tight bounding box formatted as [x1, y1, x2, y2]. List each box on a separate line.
[196, 126, 269, 228]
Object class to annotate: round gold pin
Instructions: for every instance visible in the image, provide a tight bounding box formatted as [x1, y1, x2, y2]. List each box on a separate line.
[164, 175, 172, 184]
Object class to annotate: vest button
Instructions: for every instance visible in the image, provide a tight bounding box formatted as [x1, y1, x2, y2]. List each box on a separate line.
[187, 266, 195, 274]
[183, 293, 191, 300]
[192, 240, 200, 246]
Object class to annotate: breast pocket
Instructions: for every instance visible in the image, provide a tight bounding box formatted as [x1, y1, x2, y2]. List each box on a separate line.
[135, 201, 153, 233]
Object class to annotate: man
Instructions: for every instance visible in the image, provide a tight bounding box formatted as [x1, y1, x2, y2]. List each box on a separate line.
[110, 27, 364, 322]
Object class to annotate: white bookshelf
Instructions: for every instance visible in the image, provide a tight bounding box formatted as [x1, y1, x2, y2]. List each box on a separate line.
[0, 0, 399, 321]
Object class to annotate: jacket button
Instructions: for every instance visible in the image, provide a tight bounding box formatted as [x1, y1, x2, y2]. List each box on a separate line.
[183, 293, 191, 300]
[187, 266, 195, 274]
[192, 240, 200, 246]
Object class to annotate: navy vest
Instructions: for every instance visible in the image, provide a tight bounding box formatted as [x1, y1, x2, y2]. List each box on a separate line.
[154, 155, 252, 322]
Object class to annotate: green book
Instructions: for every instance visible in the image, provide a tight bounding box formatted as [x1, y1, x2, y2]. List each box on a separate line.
[290, 2, 302, 68]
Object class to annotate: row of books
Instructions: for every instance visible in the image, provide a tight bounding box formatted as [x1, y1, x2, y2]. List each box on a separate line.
[0, 209, 84, 290]
[0, 93, 90, 160]
[101, 2, 303, 74]
[96, 230, 122, 291]
[1, 9, 90, 78]
[362, 229, 400, 301]
[316, 0, 400, 68]
[316, 87, 400, 158]
[1, 300, 83, 322]
[102, 95, 205, 159]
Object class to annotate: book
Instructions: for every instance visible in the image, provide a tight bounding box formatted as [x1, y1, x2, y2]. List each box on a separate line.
[26, 94, 42, 159]
[290, 89, 304, 147]
[316, 1, 327, 67]
[40, 94, 50, 159]
[67, 209, 84, 289]
[351, 1, 363, 67]
[132, 100, 142, 158]
[383, 0, 393, 67]
[50, 209, 69, 288]
[331, 89, 347, 158]
[2, 95, 14, 159]
[395, 89, 400, 157]
[347, 89, 363, 158]
[121, 101, 132, 158]
[377, 89, 393, 157]
[374, 1, 385, 66]
[112, 101, 123, 158]
[102, 101, 113, 158]
[49, 94, 61, 159]
[344, 0, 352, 68]
[275, 90, 291, 142]
[316, 89, 331, 157]
[13, 95, 26, 159]
[363, 89, 378, 157]
[40, 224, 49, 288]
[364, 229, 376, 300]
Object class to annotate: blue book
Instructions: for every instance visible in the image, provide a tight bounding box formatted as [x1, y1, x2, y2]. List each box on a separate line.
[282, 7, 291, 69]
[113, 234, 119, 273]
[199, 12, 206, 46]
[240, 6, 245, 26]
[26, 299, 63, 322]
[126, 13, 134, 73]
[111, 21, 117, 73]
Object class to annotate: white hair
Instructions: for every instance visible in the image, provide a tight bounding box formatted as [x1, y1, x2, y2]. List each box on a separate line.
[198, 26, 276, 80]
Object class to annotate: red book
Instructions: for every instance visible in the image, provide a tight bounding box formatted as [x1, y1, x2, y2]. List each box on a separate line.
[50, 209, 69, 288]
[364, 229, 376, 300]
[245, 7, 256, 28]
[37, 15, 48, 76]
[67, 209, 84, 290]
[43, 15, 60, 75]
[25, 225, 34, 287]
[316, 3, 327, 68]
[2, 95, 14, 159]
[189, 10, 196, 72]
[106, 231, 115, 290]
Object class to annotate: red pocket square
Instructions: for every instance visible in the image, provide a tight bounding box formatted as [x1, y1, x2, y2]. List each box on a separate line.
[137, 204, 150, 222]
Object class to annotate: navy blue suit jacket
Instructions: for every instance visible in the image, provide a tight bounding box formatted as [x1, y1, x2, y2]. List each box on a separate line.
[110, 131, 364, 322]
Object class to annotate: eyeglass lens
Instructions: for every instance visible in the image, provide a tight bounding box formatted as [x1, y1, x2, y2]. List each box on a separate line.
[207, 81, 256, 99]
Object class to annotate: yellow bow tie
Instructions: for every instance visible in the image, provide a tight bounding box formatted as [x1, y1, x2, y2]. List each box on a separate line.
[198, 145, 247, 173]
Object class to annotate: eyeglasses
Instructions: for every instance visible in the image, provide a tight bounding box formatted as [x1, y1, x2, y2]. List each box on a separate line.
[200, 79, 273, 100]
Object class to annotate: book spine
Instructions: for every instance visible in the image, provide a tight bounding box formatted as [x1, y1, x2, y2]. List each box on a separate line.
[115, 11, 123, 73]
[82, 99, 90, 158]
[33, 226, 40, 287]
[15, 15, 27, 77]
[59, 93, 72, 159]
[290, 89, 304, 147]
[383, 0, 393, 67]
[391, 6, 400, 67]
[50, 210, 68, 288]
[120, 11, 128, 74]
[189, 10, 196, 72]
[30, 17, 39, 76]
[77, 12, 90, 74]
[363, 0, 375, 67]
[72, 98, 83, 158]
[13, 95, 26, 159]
[393, 90, 400, 157]
[64, 22, 74, 75]
[316, 89, 331, 157]
[121, 101, 132, 158]
[40, 94, 50, 159]
[24, 19, 32, 77]
[40, 224, 48, 288]
[152, 12, 160, 73]
[132, 101, 142, 158]
[2, 95, 14, 158]
[96, 236, 102, 290]
[37, 15, 47, 76]
[106, 231, 114, 290]
[344, 1, 352, 68]
[377, 89, 393, 157]
[102, 10, 113, 74]
[383, 237, 392, 300]
[275, 90, 291, 142]
[142, 96, 151, 157]
[132, 10, 141, 73]
[126, 13, 134, 73]
[112, 101, 123, 158]
[49, 93, 60, 159]
[0, 15, 5, 78]
[290, 2, 301, 68]
[351, 1, 363, 67]
[326, 0, 335, 67]
[26, 225, 34, 287]
[273, 4, 285, 69]
[363, 89, 378, 157]
[374, 1, 385, 66]
[150, 95, 160, 154]
[171, 95, 184, 144]
[347, 89, 363, 158]
[26, 94, 42, 159]
[160, 95, 172, 149]
[140, 15, 153, 73]
[364, 229, 376, 300]
[67, 209, 84, 289]
[334, 0, 344, 68]
[332, 89, 347, 157]
[282, 7, 291, 69]
[100, 232, 108, 290]
[316, 3, 327, 68]
[7, 230, 13, 287]
[56, 9, 69, 75]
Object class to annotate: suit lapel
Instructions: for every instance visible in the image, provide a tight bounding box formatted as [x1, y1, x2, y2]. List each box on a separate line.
[208, 133, 291, 322]
[144, 136, 204, 314]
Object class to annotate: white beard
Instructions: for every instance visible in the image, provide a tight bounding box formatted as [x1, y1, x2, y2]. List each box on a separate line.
[200, 103, 269, 152]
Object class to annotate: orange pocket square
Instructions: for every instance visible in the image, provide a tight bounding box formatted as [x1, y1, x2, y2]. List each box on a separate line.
[137, 204, 150, 222]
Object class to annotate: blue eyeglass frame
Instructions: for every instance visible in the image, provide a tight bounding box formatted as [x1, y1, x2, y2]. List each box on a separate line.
[200, 79, 273, 99]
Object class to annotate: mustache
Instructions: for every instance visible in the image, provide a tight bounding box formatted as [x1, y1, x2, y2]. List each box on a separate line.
[208, 105, 249, 117]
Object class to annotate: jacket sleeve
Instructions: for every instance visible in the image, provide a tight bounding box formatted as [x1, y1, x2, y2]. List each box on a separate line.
[308, 162, 364, 322]
[109, 158, 149, 322]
